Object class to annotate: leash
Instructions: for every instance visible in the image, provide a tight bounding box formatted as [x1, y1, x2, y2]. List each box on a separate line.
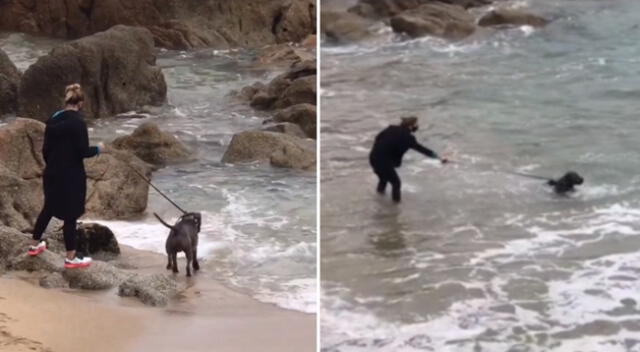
[448, 160, 554, 182]
[125, 163, 188, 215]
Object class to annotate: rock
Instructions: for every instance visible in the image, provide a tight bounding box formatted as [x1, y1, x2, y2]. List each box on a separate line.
[240, 82, 268, 101]
[222, 131, 315, 170]
[275, 75, 317, 108]
[251, 91, 280, 110]
[263, 123, 308, 138]
[9, 250, 65, 273]
[0, 119, 151, 230]
[349, 0, 492, 19]
[478, 9, 549, 28]
[274, 104, 316, 139]
[62, 261, 128, 290]
[119, 273, 181, 307]
[0, 0, 316, 50]
[0, 49, 21, 115]
[256, 44, 316, 67]
[83, 149, 152, 220]
[111, 122, 190, 167]
[273, 0, 317, 44]
[18, 25, 167, 121]
[48, 223, 120, 258]
[321, 11, 377, 44]
[39, 272, 68, 289]
[0, 119, 47, 231]
[390, 3, 476, 40]
[0, 226, 36, 269]
[77, 223, 120, 255]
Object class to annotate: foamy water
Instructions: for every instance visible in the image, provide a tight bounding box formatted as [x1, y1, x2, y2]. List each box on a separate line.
[0, 33, 316, 314]
[322, 0, 640, 350]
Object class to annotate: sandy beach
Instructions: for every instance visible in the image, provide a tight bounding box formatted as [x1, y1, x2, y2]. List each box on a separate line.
[0, 246, 315, 352]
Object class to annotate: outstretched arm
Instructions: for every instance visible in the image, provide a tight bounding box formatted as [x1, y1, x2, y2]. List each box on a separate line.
[74, 119, 100, 159]
[410, 136, 439, 159]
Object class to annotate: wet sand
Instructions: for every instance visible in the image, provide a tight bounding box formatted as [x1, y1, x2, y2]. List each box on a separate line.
[0, 246, 315, 352]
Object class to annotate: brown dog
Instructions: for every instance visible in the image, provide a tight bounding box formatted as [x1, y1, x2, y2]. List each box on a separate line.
[154, 212, 201, 277]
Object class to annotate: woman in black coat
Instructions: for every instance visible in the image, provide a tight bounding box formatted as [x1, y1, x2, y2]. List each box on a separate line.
[28, 83, 104, 269]
[369, 117, 448, 203]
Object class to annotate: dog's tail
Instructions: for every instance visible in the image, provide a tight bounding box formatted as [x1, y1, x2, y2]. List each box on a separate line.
[154, 213, 176, 231]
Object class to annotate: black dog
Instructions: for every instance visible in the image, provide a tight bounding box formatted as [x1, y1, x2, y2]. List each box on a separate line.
[548, 171, 584, 194]
[154, 212, 202, 277]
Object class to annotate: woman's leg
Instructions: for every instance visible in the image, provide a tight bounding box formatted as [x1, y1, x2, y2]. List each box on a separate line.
[32, 204, 53, 243]
[62, 218, 79, 260]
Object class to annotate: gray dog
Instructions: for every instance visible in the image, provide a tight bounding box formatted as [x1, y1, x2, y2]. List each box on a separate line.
[154, 212, 202, 277]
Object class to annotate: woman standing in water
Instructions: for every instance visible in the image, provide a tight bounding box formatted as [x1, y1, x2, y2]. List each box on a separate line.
[28, 83, 104, 268]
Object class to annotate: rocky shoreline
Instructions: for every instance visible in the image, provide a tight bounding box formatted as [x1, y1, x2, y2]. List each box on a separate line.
[321, 0, 549, 44]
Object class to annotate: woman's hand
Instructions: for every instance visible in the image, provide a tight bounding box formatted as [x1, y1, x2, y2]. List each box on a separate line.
[98, 142, 106, 154]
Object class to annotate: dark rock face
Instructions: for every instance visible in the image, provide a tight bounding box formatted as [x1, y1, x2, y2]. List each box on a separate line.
[18, 25, 167, 121]
[0, 0, 316, 50]
[0, 49, 21, 115]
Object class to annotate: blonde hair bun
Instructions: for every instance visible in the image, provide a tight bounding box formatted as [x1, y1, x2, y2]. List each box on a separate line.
[64, 83, 84, 105]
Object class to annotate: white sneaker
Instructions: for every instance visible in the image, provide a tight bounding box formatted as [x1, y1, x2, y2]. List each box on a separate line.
[28, 241, 47, 256]
[64, 256, 92, 269]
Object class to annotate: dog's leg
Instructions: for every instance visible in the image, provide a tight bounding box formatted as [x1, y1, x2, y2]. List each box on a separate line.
[166, 253, 172, 270]
[172, 252, 179, 273]
[193, 245, 200, 272]
[185, 250, 193, 277]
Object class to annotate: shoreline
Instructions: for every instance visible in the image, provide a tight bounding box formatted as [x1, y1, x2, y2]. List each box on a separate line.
[0, 245, 315, 352]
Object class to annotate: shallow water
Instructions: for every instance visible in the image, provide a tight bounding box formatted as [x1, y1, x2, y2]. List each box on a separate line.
[321, 0, 640, 350]
[0, 33, 317, 314]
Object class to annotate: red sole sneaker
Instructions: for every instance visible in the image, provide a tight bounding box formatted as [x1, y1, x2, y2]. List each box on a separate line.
[28, 246, 47, 256]
[64, 262, 91, 269]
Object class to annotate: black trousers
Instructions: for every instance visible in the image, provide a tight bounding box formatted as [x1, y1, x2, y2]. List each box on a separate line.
[32, 204, 78, 252]
[372, 163, 402, 202]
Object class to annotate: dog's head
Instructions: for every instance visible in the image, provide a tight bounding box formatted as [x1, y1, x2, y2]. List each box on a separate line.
[180, 212, 202, 232]
[550, 171, 584, 194]
[560, 171, 584, 186]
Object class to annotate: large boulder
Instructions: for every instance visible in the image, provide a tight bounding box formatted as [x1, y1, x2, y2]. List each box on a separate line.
[0, 0, 316, 50]
[0, 119, 152, 231]
[349, 0, 492, 19]
[478, 9, 550, 28]
[273, 103, 316, 139]
[390, 3, 476, 40]
[321, 11, 377, 44]
[119, 273, 182, 307]
[222, 131, 315, 170]
[246, 59, 317, 111]
[111, 122, 191, 167]
[48, 223, 120, 258]
[0, 49, 21, 115]
[18, 25, 167, 121]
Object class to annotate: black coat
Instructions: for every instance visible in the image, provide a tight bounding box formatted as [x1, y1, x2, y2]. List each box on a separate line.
[369, 125, 438, 169]
[42, 110, 99, 220]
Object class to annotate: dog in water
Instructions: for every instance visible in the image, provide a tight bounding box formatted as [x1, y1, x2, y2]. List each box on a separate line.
[154, 212, 202, 277]
[548, 171, 584, 194]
